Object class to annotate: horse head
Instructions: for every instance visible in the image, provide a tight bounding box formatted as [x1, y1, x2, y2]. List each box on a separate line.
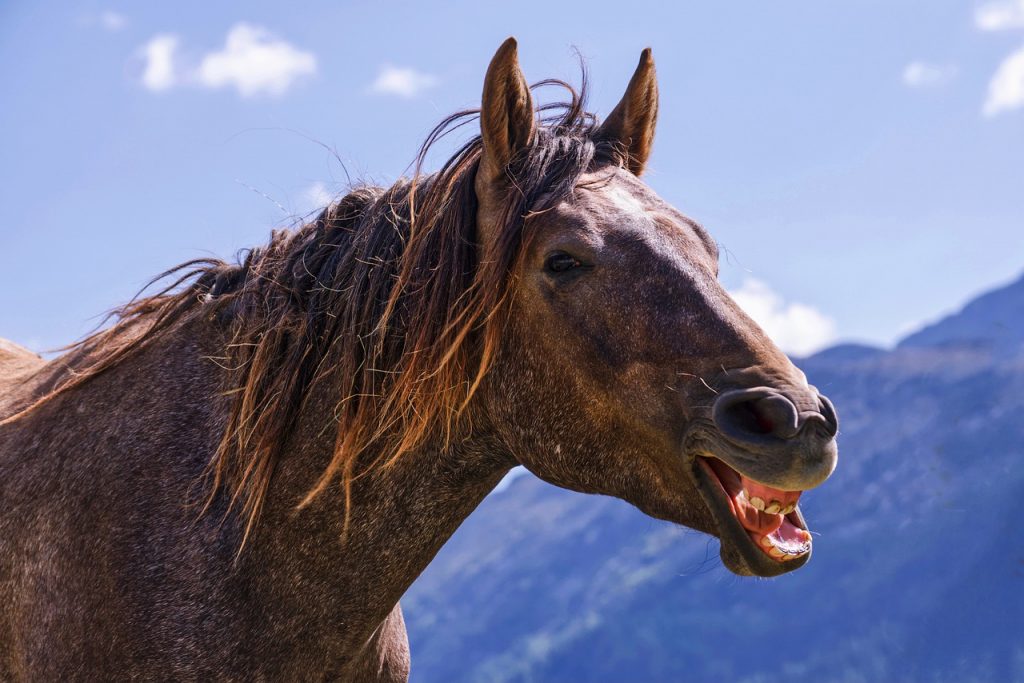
[476, 39, 838, 577]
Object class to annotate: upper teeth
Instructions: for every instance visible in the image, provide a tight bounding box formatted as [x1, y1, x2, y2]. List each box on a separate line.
[742, 491, 796, 515]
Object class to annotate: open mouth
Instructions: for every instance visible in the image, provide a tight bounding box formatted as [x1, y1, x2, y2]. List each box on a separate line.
[695, 455, 812, 572]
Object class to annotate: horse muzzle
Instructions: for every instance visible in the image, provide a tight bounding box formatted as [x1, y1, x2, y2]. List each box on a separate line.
[686, 386, 839, 576]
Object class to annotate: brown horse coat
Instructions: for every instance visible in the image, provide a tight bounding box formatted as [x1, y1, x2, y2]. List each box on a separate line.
[0, 39, 837, 681]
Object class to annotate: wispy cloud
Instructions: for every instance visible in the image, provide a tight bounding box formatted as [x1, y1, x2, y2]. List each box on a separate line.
[975, 0, 1024, 31]
[138, 24, 316, 97]
[370, 66, 439, 98]
[983, 45, 1024, 116]
[902, 61, 957, 88]
[301, 181, 334, 212]
[99, 10, 127, 31]
[728, 278, 838, 357]
[140, 35, 179, 92]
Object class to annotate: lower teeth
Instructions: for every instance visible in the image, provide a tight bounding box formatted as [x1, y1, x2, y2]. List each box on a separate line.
[754, 530, 811, 559]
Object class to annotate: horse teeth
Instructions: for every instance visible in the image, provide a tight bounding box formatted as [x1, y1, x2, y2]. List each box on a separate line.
[765, 501, 782, 514]
[781, 503, 796, 514]
[748, 495, 766, 511]
[760, 536, 772, 548]
[769, 547, 786, 559]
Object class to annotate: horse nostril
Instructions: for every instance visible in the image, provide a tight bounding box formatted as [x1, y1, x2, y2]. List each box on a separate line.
[713, 389, 801, 443]
[814, 394, 839, 438]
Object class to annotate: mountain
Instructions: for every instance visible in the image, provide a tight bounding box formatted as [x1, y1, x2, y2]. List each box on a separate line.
[899, 274, 1024, 354]
[402, 274, 1024, 683]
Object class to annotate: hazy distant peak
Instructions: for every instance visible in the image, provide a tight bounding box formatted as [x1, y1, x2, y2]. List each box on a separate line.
[801, 342, 886, 365]
[898, 272, 1024, 353]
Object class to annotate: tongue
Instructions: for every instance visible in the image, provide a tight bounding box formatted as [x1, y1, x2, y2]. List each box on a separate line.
[750, 518, 812, 560]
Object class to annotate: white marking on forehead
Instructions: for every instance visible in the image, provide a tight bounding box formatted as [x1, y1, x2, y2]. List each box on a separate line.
[600, 180, 648, 215]
[575, 170, 655, 221]
[574, 169, 718, 274]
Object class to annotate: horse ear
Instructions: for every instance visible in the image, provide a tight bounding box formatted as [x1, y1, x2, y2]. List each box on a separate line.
[595, 48, 658, 176]
[475, 37, 535, 239]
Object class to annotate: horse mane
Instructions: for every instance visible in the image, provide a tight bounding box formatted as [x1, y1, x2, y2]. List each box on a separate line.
[6, 76, 626, 544]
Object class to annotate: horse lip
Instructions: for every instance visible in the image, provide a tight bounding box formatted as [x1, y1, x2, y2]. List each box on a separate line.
[707, 427, 838, 493]
[688, 450, 811, 578]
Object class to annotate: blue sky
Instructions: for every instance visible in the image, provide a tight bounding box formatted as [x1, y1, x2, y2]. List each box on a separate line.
[1, 0, 1022, 355]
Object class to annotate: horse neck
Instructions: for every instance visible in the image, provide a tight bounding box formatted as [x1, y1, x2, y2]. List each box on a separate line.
[20, 296, 515, 634]
[228, 329, 515, 630]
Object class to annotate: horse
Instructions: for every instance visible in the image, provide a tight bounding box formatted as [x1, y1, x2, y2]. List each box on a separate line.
[0, 38, 838, 681]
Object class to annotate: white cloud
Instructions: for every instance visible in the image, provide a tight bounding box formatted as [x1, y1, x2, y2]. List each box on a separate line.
[975, 0, 1024, 30]
[302, 182, 334, 211]
[137, 24, 316, 97]
[99, 11, 127, 31]
[196, 24, 316, 97]
[728, 278, 838, 357]
[983, 44, 1024, 116]
[140, 34, 179, 92]
[974, 1, 1024, 116]
[370, 66, 439, 98]
[902, 61, 957, 88]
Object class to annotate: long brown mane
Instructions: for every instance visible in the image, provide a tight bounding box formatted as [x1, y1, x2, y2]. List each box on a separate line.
[5, 78, 627, 544]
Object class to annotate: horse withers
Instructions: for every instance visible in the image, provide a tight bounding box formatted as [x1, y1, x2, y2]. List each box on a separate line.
[0, 39, 837, 681]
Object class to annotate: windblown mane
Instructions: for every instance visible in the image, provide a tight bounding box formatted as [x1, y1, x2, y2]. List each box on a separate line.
[7, 77, 627, 543]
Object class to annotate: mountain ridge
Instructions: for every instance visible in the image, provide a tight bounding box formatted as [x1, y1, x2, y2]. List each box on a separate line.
[897, 272, 1024, 353]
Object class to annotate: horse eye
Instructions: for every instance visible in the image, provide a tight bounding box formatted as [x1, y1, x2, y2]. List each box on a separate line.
[544, 251, 581, 274]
